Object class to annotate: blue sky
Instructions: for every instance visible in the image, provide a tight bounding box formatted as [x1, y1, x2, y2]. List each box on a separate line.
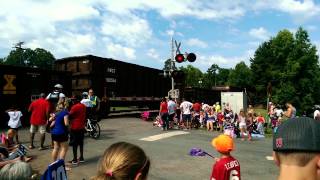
[0, 0, 319, 72]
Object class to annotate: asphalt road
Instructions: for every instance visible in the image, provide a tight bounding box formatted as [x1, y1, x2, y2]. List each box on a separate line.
[16, 117, 278, 180]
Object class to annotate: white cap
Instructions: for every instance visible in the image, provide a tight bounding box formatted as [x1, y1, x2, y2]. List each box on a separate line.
[54, 84, 63, 89]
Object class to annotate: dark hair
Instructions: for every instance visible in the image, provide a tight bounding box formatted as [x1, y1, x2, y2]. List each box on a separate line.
[275, 151, 318, 167]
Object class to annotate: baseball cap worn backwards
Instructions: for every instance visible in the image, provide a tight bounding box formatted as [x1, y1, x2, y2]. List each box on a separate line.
[211, 134, 234, 153]
[273, 117, 320, 152]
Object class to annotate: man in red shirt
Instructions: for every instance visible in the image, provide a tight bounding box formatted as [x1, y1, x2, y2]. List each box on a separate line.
[210, 134, 241, 180]
[69, 95, 86, 165]
[28, 93, 49, 150]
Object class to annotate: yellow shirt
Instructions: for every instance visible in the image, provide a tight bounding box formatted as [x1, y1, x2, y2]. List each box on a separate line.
[215, 104, 221, 112]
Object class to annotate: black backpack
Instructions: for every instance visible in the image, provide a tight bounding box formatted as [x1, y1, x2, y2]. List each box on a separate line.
[48, 91, 60, 107]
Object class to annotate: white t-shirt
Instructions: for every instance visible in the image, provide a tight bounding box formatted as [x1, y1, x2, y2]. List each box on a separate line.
[180, 101, 193, 115]
[167, 100, 176, 115]
[7, 111, 23, 128]
[314, 110, 320, 119]
[275, 109, 283, 117]
[81, 99, 93, 107]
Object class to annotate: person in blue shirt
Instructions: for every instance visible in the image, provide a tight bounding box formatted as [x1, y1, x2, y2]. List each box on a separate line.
[49, 99, 70, 163]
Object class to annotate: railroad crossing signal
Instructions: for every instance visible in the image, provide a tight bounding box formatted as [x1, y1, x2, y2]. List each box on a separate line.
[174, 40, 196, 63]
[174, 52, 197, 63]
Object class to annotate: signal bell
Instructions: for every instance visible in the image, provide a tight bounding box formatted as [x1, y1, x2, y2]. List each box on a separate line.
[175, 54, 184, 63]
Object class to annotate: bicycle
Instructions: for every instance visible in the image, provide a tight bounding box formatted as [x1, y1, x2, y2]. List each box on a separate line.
[85, 117, 101, 139]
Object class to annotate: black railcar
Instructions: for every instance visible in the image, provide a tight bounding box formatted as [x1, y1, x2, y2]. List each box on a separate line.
[0, 64, 71, 127]
[55, 55, 171, 113]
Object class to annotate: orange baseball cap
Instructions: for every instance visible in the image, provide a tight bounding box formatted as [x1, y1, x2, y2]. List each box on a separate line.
[211, 134, 234, 153]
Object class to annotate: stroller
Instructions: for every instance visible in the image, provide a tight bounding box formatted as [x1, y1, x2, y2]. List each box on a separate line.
[191, 112, 201, 129]
[223, 111, 237, 138]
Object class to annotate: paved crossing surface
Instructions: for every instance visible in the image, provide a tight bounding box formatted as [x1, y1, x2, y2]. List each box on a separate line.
[16, 117, 277, 180]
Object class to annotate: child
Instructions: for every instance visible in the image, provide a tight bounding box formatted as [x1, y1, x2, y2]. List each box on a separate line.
[256, 113, 265, 135]
[91, 142, 150, 180]
[210, 134, 241, 180]
[6, 107, 23, 144]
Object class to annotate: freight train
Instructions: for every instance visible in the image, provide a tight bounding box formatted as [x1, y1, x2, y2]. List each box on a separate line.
[0, 55, 171, 127]
[0, 64, 71, 127]
[55, 55, 171, 114]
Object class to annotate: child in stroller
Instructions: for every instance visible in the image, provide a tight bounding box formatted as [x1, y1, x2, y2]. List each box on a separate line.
[223, 111, 238, 138]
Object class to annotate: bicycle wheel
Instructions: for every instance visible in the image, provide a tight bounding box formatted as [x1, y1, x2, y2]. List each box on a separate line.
[90, 123, 101, 139]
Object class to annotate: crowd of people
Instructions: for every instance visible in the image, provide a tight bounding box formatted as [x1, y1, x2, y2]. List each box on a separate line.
[2, 85, 320, 179]
[158, 97, 270, 141]
[0, 84, 102, 178]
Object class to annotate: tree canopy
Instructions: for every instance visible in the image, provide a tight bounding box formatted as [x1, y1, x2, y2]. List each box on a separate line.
[251, 27, 319, 111]
[2, 48, 55, 69]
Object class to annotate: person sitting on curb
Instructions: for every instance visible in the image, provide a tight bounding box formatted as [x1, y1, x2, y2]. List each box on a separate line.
[273, 117, 320, 180]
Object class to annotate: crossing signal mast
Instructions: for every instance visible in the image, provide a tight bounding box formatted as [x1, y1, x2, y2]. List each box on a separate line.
[167, 37, 197, 99]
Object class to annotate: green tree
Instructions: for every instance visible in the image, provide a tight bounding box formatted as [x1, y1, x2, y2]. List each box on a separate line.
[250, 29, 295, 104]
[32, 48, 55, 69]
[179, 65, 203, 88]
[203, 64, 219, 88]
[251, 27, 320, 112]
[216, 68, 230, 85]
[228, 61, 252, 89]
[3, 48, 55, 69]
[163, 58, 177, 71]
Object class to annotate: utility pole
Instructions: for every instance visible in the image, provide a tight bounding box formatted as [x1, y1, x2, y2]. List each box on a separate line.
[13, 41, 25, 66]
[170, 37, 175, 91]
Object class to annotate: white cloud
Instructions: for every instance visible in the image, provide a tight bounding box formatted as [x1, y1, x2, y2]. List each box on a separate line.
[101, 14, 152, 47]
[195, 49, 254, 71]
[213, 41, 237, 49]
[27, 33, 97, 58]
[186, 38, 208, 48]
[253, 0, 320, 21]
[100, 0, 246, 20]
[147, 48, 160, 60]
[306, 25, 318, 31]
[166, 30, 175, 36]
[106, 43, 136, 61]
[249, 27, 270, 40]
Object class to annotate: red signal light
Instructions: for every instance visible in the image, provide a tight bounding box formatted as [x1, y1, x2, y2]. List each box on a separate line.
[175, 54, 184, 63]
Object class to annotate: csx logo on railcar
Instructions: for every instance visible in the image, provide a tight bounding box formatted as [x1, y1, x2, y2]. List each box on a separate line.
[3, 74, 16, 95]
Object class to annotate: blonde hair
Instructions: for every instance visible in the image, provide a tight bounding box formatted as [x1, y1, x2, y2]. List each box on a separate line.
[91, 142, 150, 180]
[0, 161, 32, 180]
[55, 98, 69, 112]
